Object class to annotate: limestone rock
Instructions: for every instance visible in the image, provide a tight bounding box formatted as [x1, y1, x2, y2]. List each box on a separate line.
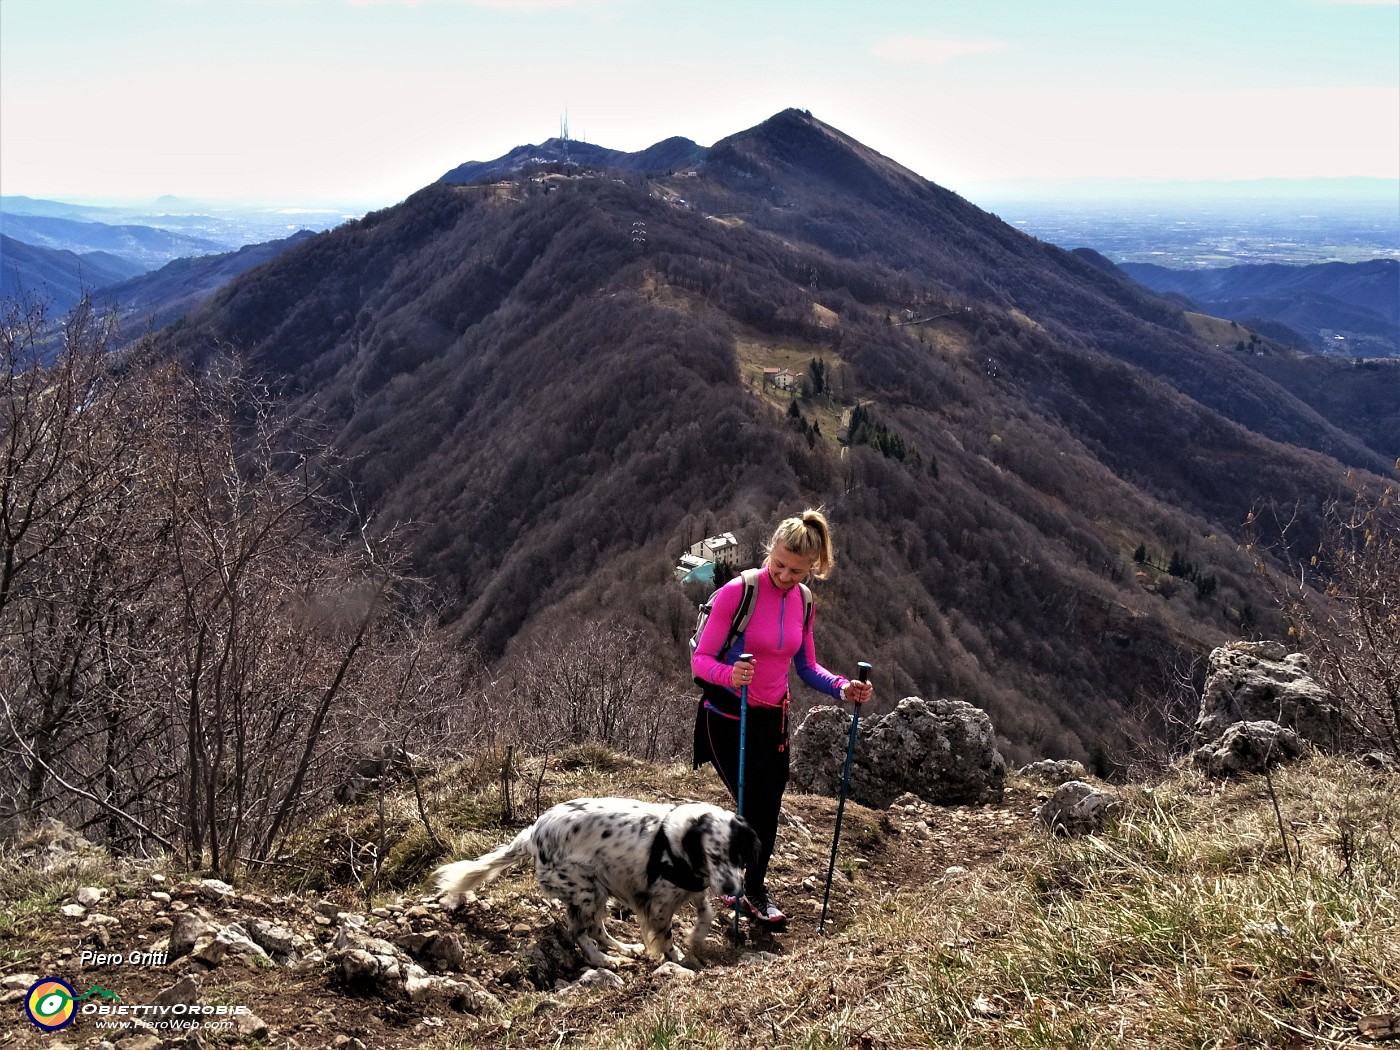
[1194, 642, 1343, 751]
[232, 1010, 270, 1041]
[19, 818, 96, 858]
[196, 878, 235, 902]
[244, 917, 304, 964]
[1019, 759, 1087, 784]
[152, 974, 201, 1008]
[335, 948, 383, 991]
[1036, 781, 1120, 836]
[395, 930, 466, 973]
[168, 913, 214, 959]
[792, 697, 1005, 807]
[329, 934, 498, 1014]
[1192, 720, 1306, 778]
[568, 968, 625, 991]
[213, 922, 273, 965]
[189, 929, 230, 967]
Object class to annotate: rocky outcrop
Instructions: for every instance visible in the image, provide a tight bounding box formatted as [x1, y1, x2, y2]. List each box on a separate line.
[791, 697, 1005, 807]
[33, 867, 507, 1043]
[329, 917, 499, 1010]
[1019, 759, 1087, 784]
[1187, 641, 1345, 777]
[1193, 720, 1306, 778]
[9, 816, 99, 862]
[1036, 781, 1120, 836]
[1193, 642, 1342, 751]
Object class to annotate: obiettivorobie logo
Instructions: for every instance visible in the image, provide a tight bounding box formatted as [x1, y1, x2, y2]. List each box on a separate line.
[23, 976, 249, 1034]
[24, 978, 120, 1031]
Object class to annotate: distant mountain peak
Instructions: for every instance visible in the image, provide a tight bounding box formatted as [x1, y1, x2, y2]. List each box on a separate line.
[707, 108, 932, 202]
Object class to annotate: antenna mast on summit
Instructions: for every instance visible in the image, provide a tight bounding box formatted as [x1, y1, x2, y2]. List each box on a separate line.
[560, 110, 571, 165]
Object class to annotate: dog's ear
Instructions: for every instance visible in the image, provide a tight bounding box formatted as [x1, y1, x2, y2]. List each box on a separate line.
[729, 815, 760, 868]
[680, 814, 712, 876]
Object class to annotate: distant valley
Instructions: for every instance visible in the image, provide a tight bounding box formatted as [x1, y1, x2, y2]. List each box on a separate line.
[984, 188, 1398, 268]
[0, 195, 365, 315]
[1122, 258, 1399, 358]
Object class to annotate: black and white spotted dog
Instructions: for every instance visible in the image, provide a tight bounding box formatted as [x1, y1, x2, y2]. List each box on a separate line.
[434, 797, 759, 969]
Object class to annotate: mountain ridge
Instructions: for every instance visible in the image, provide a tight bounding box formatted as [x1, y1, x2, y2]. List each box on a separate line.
[0, 234, 144, 313]
[158, 109, 1394, 763]
[439, 134, 705, 185]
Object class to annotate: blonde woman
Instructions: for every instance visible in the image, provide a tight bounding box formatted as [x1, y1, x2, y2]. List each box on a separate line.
[691, 509, 873, 928]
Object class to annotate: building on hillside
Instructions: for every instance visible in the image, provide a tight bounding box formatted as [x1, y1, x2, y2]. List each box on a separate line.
[675, 532, 741, 583]
[688, 532, 741, 569]
[762, 367, 800, 391]
[674, 553, 711, 582]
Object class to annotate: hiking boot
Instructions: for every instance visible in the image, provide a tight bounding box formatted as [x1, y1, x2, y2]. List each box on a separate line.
[740, 891, 787, 929]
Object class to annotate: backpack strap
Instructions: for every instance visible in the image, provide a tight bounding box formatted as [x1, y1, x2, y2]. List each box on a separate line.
[719, 568, 761, 658]
[798, 581, 814, 639]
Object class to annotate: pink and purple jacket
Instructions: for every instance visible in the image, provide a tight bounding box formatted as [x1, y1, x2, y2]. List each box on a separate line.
[691, 569, 849, 707]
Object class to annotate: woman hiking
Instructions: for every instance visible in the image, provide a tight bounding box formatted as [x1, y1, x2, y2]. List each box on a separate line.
[691, 509, 873, 928]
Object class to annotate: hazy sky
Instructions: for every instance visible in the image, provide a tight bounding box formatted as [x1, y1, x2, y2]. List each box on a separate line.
[2, 0, 1397, 206]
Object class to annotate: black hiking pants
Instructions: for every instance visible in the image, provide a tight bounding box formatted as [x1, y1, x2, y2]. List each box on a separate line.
[694, 682, 789, 895]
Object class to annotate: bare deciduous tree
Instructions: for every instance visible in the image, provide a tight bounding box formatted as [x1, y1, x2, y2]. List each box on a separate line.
[499, 618, 692, 763]
[1250, 476, 1400, 755]
[1, 300, 477, 871]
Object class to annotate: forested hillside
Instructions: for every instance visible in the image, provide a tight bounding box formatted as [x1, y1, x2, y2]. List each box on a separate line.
[0, 234, 141, 313]
[157, 110, 1394, 765]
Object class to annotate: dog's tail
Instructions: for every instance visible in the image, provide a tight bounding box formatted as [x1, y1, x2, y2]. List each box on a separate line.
[434, 826, 533, 905]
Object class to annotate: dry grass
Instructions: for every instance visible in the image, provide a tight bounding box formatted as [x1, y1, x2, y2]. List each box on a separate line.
[1184, 312, 1292, 357]
[436, 755, 1398, 1050]
[4, 750, 1393, 1049]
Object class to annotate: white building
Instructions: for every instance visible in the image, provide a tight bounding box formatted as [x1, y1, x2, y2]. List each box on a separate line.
[687, 532, 741, 568]
[762, 367, 800, 391]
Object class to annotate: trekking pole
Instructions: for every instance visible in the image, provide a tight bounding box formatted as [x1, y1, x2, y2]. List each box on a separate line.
[732, 653, 754, 944]
[819, 661, 872, 935]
